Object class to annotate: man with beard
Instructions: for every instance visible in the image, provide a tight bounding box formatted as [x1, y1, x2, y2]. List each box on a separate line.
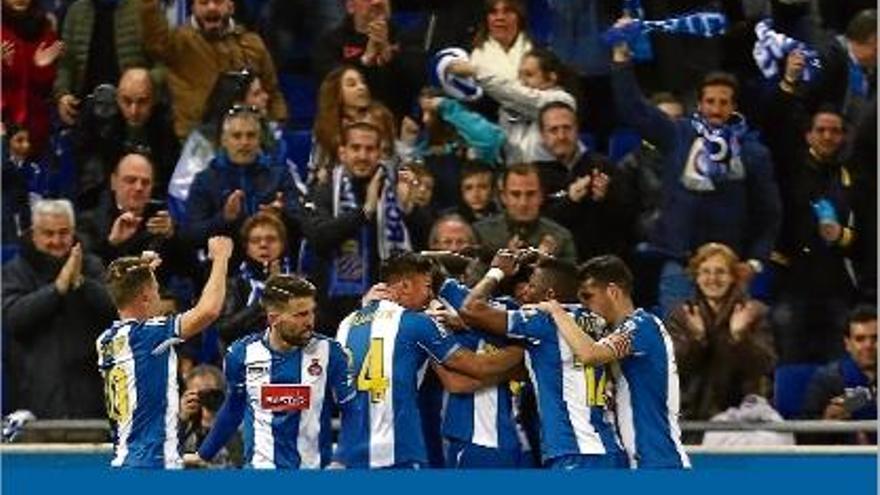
[140, 0, 287, 138]
[185, 274, 360, 469]
[2, 199, 117, 418]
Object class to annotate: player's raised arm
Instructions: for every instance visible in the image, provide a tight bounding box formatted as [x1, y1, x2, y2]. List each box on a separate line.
[538, 300, 621, 366]
[441, 345, 525, 384]
[459, 250, 519, 335]
[180, 236, 233, 339]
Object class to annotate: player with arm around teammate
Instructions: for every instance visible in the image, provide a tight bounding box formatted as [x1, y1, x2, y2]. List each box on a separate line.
[335, 252, 524, 469]
[184, 274, 359, 469]
[459, 249, 627, 469]
[96, 236, 233, 468]
[538, 255, 690, 469]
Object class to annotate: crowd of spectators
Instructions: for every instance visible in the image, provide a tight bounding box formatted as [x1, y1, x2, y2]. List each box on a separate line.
[1, 0, 876, 449]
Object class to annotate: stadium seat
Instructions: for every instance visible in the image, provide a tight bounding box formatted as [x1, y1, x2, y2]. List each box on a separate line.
[283, 130, 313, 174]
[279, 73, 318, 130]
[773, 363, 821, 419]
[608, 128, 641, 163]
[578, 132, 596, 152]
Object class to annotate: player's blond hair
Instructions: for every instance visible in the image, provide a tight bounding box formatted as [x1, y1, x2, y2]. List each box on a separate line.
[105, 257, 154, 309]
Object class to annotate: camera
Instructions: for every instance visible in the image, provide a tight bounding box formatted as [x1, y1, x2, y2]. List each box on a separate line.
[197, 389, 226, 412]
[85, 84, 118, 120]
[841, 386, 874, 413]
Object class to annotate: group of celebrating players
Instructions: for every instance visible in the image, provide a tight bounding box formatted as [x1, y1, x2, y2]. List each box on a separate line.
[96, 236, 689, 470]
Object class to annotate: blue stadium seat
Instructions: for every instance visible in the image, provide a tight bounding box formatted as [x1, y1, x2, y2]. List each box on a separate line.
[773, 363, 821, 419]
[279, 73, 318, 130]
[2, 244, 20, 265]
[578, 132, 596, 152]
[608, 128, 641, 163]
[284, 130, 313, 174]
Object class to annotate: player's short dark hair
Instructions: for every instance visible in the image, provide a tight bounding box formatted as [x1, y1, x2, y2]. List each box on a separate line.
[578, 255, 634, 295]
[261, 274, 316, 311]
[847, 304, 877, 337]
[698, 71, 739, 101]
[381, 252, 435, 283]
[502, 163, 541, 190]
[534, 257, 579, 302]
[846, 9, 877, 43]
[341, 121, 381, 145]
[538, 100, 578, 131]
[106, 256, 155, 309]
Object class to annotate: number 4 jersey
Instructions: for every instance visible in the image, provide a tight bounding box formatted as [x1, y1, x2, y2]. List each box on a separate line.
[96, 316, 184, 468]
[335, 299, 461, 468]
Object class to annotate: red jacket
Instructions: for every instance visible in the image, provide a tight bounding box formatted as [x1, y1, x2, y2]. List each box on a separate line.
[1, 17, 58, 155]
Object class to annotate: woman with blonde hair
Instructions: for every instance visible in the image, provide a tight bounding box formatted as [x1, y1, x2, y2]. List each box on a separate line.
[665, 242, 777, 420]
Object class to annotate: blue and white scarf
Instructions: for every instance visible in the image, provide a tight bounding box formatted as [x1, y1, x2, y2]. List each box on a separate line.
[601, 12, 727, 47]
[682, 113, 747, 191]
[239, 257, 293, 306]
[328, 163, 411, 297]
[753, 19, 822, 82]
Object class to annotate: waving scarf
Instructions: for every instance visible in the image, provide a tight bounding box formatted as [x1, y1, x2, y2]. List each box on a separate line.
[602, 12, 727, 47]
[753, 19, 822, 83]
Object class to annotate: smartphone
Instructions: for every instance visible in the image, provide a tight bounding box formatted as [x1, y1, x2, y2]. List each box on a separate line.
[143, 199, 166, 219]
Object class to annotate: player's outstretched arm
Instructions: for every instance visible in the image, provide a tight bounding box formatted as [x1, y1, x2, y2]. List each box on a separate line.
[460, 250, 518, 336]
[539, 300, 618, 366]
[180, 236, 233, 339]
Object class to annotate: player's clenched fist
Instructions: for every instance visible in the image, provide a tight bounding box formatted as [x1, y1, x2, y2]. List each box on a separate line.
[207, 236, 233, 260]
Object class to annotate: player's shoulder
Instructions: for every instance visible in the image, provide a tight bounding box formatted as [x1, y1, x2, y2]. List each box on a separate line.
[227, 331, 265, 356]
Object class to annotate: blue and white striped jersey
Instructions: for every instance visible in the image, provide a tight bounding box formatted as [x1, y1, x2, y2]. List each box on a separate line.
[96, 316, 183, 468]
[507, 306, 623, 463]
[199, 331, 356, 469]
[335, 299, 461, 468]
[600, 309, 690, 468]
[437, 279, 522, 451]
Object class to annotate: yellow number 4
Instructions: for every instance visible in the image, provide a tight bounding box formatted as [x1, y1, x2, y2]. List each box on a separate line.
[357, 338, 389, 403]
[584, 365, 607, 407]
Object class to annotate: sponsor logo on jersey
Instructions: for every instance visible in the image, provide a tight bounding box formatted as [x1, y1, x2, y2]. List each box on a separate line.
[260, 384, 311, 412]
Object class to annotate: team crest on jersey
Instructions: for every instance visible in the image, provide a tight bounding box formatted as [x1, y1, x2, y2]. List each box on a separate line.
[307, 358, 323, 376]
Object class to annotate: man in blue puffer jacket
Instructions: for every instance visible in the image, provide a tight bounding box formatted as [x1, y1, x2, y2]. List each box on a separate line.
[186, 108, 301, 255]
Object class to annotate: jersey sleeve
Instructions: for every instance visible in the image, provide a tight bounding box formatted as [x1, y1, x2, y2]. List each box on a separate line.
[405, 311, 461, 363]
[197, 345, 247, 461]
[328, 340, 357, 405]
[144, 315, 184, 355]
[438, 278, 470, 310]
[506, 308, 551, 341]
[596, 317, 645, 360]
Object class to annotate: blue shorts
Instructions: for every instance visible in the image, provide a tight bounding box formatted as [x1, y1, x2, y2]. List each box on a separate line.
[445, 439, 529, 469]
[546, 452, 629, 470]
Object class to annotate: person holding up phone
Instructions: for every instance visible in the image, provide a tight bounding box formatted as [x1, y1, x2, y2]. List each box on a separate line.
[78, 152, 196, 283]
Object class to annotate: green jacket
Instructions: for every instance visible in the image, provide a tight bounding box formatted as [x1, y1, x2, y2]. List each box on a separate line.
[474, 214, 578, 263]
[54, 0, 163, 99]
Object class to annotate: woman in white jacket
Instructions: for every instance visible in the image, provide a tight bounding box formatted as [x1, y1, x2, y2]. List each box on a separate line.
[449, 46, 578, 164]
[470, 0, 533, 82]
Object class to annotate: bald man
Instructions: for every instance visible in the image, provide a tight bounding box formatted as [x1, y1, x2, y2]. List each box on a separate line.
[71, 67, 181, 211]
[117, 68, 156, 128]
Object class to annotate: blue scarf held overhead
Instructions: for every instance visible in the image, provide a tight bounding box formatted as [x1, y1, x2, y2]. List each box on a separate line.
[601, 11, 727, 47]
[682, 113, 747, 191]
[753, 19, 822, 83]
[239, 257, 293, 306]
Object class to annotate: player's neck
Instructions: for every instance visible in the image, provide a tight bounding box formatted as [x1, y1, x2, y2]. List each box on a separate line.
[268, 329, 296, 353]
[609, 300, 636, 327]
[117, 305, 153, 322]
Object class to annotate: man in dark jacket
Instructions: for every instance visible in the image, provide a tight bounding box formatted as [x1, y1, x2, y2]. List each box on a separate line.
[610, 21, 782, 316]
[78, 153, 195, 284]
[802, 305, 876, 445]
[71, 67, 179, 211]
[2, 199, 117, 418]
[185, 109, 301, 253]
[536, 101, 638, 263]
[763, 57, 862, 364]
